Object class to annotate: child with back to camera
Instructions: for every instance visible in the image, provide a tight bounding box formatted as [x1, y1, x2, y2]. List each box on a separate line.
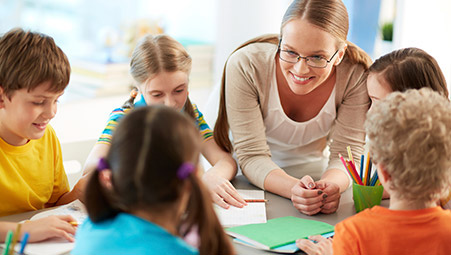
[73, 105, 234, 255]
[296, 88, 451, 255]
[83, 34, 244, 210]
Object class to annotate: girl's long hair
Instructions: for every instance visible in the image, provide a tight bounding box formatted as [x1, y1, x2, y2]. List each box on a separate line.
[84, 105, 233, 255]
[122, 34, 195, 119]
[369, 47, 449, 97]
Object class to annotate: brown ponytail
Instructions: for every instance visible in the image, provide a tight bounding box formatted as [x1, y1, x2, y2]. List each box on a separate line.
[182, 174, 234, 255]
[214, 34, 279, 153]
[84, 164, 120, 222]
[345, 41, 372, 70]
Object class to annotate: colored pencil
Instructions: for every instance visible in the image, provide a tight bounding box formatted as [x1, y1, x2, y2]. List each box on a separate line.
[340, 153, 363, 185]
[347, 160, 364, 185]
[339, 154, 356, 183]
[9, 223, 22, 255]
[363, 152, 371, 185]
[366, 158, 373, 186]
[345, 160, 357, 183]
[359, 154, 364, 180]
[69, 221, 79, 227]
[3, 230, 13, 255]
[370, 170, 379, 186]
[244, 199, 268, 203]
[19, 232, 29, 255]
[375, 179, 381, 186]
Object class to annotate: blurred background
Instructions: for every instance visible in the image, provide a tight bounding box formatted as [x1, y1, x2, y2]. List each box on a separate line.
[1, 0, 450, 183]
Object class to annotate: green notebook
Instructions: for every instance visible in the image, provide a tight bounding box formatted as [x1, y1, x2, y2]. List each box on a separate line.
[226, 216, 334, 250]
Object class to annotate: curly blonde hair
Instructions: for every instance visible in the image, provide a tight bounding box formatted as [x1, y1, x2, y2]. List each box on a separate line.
[365, 88, 451, 203]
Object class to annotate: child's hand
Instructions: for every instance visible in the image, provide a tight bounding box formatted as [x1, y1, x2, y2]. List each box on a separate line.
[291, 176, 325, 215]
[296, 235, 333, 255]
[22, 215, 77, 243]
[315, 181, 341, 214]
[202, 172, 247, 209]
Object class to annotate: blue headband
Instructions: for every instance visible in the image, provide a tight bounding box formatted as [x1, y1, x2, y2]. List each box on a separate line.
[177, 163, 195, 179]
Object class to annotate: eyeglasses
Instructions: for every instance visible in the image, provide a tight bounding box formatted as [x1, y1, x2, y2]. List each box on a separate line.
[278, 43, 339, 68]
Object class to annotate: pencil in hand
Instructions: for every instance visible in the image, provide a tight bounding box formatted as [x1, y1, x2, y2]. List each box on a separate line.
[69, 221, 80, 227]
[244, 199, 268, 203]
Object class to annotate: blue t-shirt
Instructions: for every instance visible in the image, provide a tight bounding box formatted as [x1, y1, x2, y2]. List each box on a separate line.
[73, 213, 198, 255]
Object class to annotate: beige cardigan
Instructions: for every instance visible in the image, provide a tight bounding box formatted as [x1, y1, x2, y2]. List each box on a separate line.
[224, 42, 370, 189]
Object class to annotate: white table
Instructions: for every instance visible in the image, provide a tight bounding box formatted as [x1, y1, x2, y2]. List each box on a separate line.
[1, 175, 388, 255]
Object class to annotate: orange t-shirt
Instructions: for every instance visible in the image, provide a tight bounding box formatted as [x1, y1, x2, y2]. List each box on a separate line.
[333, 206, 451, 255]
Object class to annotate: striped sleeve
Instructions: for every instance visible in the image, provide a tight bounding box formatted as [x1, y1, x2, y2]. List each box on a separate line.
[97, 107, 132, 145]
[192, 104, 213, 142]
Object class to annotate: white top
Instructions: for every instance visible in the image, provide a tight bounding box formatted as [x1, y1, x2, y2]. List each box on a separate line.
[264, 72, 336, 169]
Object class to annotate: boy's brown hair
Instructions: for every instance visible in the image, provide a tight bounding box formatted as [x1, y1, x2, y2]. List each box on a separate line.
[0, 28, 70, 98]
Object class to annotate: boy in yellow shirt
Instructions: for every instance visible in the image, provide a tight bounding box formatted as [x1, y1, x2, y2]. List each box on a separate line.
[0, 28, 82, 242]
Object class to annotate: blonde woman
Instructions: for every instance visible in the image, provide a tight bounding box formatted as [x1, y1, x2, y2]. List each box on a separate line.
[214, 0, 372, 215]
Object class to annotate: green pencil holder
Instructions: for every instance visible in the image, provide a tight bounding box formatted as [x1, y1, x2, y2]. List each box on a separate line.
[352, 183, 384, 213]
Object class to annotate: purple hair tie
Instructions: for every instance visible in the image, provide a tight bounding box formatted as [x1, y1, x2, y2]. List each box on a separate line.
[97, 158, 109, 172]
[177, 163, 195, 179]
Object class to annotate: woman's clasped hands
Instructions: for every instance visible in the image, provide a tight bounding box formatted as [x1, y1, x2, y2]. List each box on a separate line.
[291, 175, 340, 215]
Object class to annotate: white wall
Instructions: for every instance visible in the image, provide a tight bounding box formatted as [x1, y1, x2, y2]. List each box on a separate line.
[395, 0, 451, 93]
[138, 0, 217, 43]
[213, 0, 292, 84]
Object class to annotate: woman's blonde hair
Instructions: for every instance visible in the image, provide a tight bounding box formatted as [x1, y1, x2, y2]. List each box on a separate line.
[366, 88, 451, 203]
[214, 0, 372, 153]
[123, 34, 195, 118]
[281, 0, 372, 68]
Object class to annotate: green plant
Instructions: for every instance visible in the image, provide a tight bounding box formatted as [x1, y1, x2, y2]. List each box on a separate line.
[381, 22, 393, 41]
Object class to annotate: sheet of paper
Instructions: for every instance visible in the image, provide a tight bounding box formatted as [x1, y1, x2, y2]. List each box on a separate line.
[7, 237, 74, 255]
[214, 189, 267, 227]
[30, 200, 87, 223]
[15, 200, 87, 255]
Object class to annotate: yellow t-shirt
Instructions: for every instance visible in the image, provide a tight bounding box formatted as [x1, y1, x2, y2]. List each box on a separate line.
[0, 125, 69, 217]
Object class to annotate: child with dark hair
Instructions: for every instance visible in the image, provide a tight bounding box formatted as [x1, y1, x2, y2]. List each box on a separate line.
[366, 47, 450, 201]
[73, 105, 234, 255]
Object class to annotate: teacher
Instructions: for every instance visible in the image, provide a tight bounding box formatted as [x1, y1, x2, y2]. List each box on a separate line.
[214, 0, 372, 215]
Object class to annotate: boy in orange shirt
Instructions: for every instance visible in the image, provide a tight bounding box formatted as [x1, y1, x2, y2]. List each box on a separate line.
[0, 28, 84, 242]
[297, 88, 451, 254]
